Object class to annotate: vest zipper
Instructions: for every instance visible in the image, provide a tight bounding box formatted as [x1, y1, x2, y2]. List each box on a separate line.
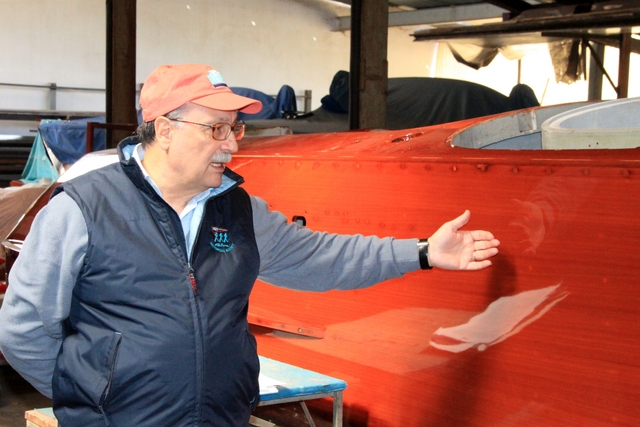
[186, 201, 207, 295]
[188, 264, 198, 293]
[187, 260, 204, 422]
[187, 212, 206, 424]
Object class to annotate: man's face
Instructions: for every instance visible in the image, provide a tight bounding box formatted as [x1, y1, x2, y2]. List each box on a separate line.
[167, 103, 239, 193]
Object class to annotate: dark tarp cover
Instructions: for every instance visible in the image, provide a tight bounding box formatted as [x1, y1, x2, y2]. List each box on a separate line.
[246, 71, 539, 134]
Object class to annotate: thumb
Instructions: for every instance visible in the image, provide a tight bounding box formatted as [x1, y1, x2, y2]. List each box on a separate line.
[448, 210, 471, 231]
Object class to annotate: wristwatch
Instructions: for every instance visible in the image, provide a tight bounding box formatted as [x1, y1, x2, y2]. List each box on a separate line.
[417, 239, 433, 270]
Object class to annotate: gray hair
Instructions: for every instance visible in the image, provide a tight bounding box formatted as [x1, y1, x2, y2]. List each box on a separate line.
[135, 105, 190, 147]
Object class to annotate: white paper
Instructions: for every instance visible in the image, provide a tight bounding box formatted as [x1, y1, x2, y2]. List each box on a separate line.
[259, 373, 285, 395]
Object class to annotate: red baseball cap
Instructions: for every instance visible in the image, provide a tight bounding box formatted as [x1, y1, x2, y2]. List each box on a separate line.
[140, 64, 263, 122]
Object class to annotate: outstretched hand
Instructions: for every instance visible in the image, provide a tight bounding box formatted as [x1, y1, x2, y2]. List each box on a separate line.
[427, 210, 500, 270]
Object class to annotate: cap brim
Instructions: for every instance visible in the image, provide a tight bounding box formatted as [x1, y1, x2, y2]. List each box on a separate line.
[191, 92, 263, 114]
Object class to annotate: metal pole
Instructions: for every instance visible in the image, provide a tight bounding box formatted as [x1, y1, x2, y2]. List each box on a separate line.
[48, 83, 57, 110]
[304, 90, 312, 113]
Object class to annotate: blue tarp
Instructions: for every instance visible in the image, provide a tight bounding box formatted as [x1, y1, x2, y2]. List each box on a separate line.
[38, 117, 106, 164]
[232, 85, 297, 120]
[20, 132, 59, 184]
[20, 117, 106, 184]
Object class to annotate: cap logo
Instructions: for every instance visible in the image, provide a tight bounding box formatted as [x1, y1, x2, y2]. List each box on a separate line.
[207, 70, 228, 89]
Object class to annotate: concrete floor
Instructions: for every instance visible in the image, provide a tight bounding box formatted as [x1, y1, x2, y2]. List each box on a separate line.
[0, 364, 52, 427]
[0, 364, 332, 427]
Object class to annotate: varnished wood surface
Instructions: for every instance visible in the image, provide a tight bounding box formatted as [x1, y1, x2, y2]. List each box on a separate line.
[235, 116, 640, 426]
[6, 108, 640, 426]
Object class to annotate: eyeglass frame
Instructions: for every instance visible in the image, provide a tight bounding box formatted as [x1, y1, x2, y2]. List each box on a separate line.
[166, 117, 246, 141]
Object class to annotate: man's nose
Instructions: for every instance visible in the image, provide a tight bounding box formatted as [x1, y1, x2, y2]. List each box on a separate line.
[221, 134, 239, 153]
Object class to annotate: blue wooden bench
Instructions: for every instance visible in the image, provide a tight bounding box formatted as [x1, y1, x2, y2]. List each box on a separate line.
[25, 356, 347, 427]
[256, 356, 347, 427]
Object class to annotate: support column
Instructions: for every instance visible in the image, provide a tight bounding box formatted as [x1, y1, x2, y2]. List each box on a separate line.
[587, 42, 604, 101]
[349, 0, 388, 130]
[106, 0, 137, 148]
[617, 32, 631, 99]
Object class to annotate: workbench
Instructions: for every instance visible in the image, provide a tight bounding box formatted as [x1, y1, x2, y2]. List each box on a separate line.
[256, 356, 346, 427]
[25, 356, 346, 427]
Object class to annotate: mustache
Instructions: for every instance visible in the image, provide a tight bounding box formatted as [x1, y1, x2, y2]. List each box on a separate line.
[210, 153, 232, 164]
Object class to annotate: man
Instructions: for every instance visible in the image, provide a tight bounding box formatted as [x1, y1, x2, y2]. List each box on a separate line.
[0, 64, 499, 427]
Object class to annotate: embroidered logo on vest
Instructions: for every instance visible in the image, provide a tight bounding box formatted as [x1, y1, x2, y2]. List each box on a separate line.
[210, 226, 235, 252]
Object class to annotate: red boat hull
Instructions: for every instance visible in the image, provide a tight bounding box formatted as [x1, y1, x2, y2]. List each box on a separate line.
[5, 108, 640, 426]
[235, 115, 640, 426]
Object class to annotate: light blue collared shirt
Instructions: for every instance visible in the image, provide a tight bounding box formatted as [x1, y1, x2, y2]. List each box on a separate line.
[127, 143, 235, 259]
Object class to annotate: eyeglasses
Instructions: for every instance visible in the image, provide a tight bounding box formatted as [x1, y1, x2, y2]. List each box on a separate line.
[167, 118, 246, 141]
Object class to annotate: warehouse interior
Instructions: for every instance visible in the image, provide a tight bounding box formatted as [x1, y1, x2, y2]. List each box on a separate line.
[0, 1, 639, 426]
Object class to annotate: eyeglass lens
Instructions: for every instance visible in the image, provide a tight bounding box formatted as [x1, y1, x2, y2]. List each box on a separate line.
[213, 122, 245, 141]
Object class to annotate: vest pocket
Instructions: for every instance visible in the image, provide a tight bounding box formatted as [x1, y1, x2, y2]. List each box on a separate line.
[98, 332, 122, 422]
[53, 331, 123, 426]
[245, 329, 261, 410]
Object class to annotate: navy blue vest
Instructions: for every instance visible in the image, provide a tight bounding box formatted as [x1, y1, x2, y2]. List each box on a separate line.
[51, 142, 261, 427]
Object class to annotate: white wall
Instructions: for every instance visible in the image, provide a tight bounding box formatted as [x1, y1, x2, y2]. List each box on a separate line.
[136, 0, 352, 111]
[0, 0, 637, 114]
[0, 0, 352, 113]
[387, 26, 438, 78]
[0, 0, 106, 111]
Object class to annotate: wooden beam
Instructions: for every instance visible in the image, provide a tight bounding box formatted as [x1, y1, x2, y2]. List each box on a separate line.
[617, 32, 631, 99]
[584, 40, 618, 96]
[333, 4, 506, 31]
[587, 41, 604, 101]
[106, 0, 137, 148]
[413, 5, 640, 41]
[349, 0, 388, 130]
[543, 32, 640, 54]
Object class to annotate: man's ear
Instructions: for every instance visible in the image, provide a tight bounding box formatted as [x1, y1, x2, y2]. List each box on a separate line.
[154, 117, 173, 151]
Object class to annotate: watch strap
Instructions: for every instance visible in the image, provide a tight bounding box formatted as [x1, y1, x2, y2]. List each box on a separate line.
[417, 239, 433, 270]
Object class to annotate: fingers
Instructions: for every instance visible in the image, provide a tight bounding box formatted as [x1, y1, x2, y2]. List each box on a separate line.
[467, 247, 498, 270]
[473, 238, 501, 251]
[470, 229, 496, 242]
[469, 234, 500, 271]
[467, 259, 493, 270]
[472, 247, 499, 261]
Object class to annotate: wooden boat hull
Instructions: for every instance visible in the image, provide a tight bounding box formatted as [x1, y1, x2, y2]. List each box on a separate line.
[235, 108, 640, 426]
[4, 105, 640, 426]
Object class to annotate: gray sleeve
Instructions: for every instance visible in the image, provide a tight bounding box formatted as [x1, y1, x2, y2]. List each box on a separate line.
[251, 196, 420, 291]
[0, 192, 87, 398]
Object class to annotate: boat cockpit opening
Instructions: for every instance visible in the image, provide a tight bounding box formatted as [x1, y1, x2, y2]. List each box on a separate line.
[451, 98, 640, 151]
